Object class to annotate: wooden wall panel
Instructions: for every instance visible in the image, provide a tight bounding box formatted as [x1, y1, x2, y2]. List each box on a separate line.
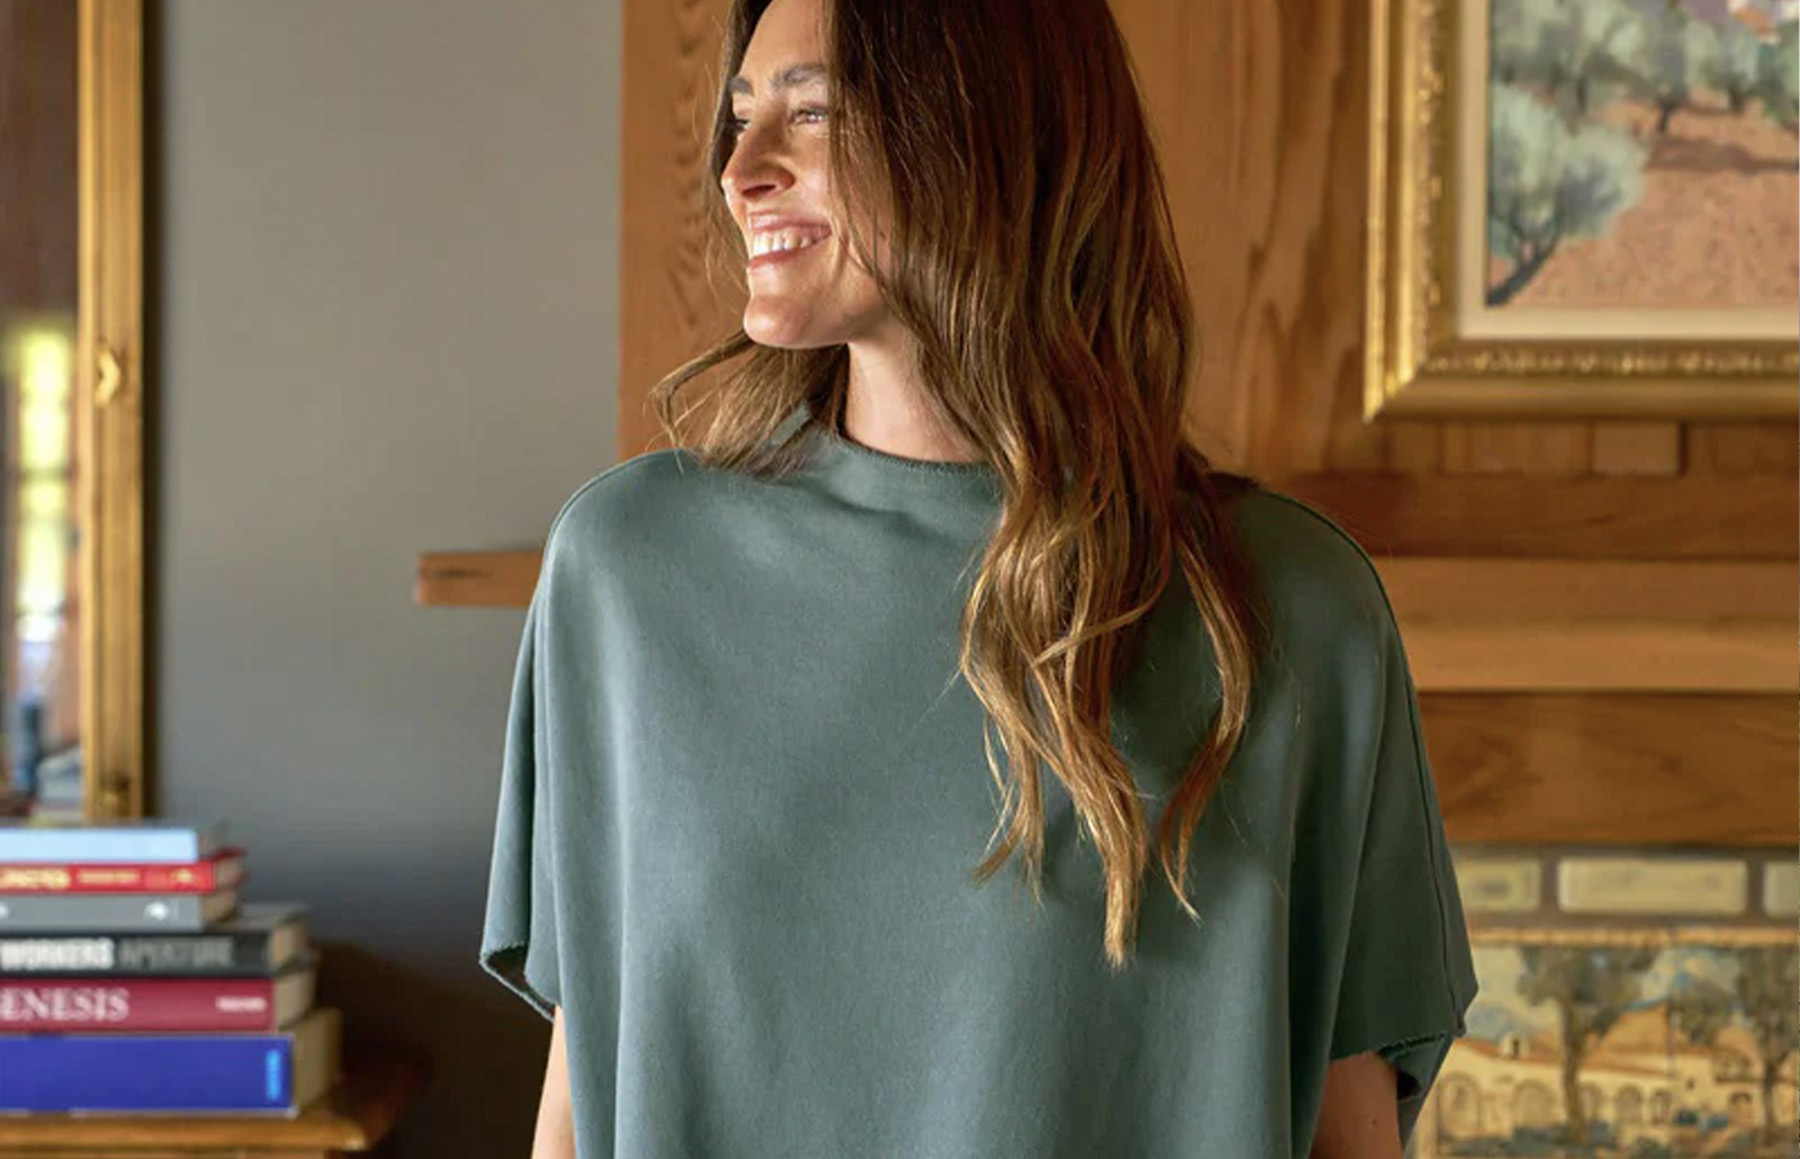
[1426, 695, 1797, 848]
[1684, 422, 1800, 476]
[619, 0, 741, 458]
[1110, 1, 1385, 474]
[1590, 422, 1683, 477]
[1279, 474, 1796, 560]
[1439, 422, 1595, 477]
[619, 2, 1796, 488]
[614, 0, 1798, 847]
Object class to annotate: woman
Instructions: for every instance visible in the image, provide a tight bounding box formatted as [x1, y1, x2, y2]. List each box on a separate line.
[480, 0, 1478, 1154]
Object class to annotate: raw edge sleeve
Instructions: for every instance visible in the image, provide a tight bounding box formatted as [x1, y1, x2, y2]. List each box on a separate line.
[1328, 611, 1480, 1147]
[478, 582, 562, 1021]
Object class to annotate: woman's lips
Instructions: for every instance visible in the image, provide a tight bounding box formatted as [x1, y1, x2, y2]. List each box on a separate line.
[748, 236, 828, 271]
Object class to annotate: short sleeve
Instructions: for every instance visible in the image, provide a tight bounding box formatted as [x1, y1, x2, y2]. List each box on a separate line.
[1328, 612, 1479, 1145]
[478, 582, 562, 1020]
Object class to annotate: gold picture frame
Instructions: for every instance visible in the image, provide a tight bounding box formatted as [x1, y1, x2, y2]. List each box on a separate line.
[1365, 0, 1800, 419]
[77, 0, 148, 820]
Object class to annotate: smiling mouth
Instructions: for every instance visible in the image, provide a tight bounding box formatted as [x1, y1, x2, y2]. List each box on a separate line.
[748, 234, 828, 270]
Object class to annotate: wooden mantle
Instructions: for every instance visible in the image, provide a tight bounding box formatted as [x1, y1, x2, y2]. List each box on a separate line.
[415, 551, 1795, 695]
[413, 547, 1797, 846]
[417, 472, 1798, 847]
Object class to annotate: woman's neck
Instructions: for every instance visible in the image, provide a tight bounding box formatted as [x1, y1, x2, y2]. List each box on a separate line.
[841, 337, 984, 464]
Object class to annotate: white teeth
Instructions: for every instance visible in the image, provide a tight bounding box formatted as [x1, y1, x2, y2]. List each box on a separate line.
[751, 229, 827, 257]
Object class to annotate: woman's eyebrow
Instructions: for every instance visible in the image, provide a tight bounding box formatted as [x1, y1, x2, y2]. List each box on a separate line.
[728, 62, 829, 97]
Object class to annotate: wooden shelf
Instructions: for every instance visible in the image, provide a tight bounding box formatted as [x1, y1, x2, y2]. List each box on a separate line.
[1276, 472, 1798, 561]
[415, 547, 1796, 694]
[412, 550, 539, 609]
[1427, 692, 1796, 847]
[1380, 557, 1796, 693]
[416, 476, 1800, 843]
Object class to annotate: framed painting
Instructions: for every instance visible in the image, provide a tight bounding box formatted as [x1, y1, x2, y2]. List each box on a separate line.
[1409, 925, 1798, 1157]
[1366, 0, 1800, 418]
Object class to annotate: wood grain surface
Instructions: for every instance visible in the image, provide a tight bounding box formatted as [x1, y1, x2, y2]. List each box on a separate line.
[1425, 694, 1797, 847]
[596, 0, 1800, 845]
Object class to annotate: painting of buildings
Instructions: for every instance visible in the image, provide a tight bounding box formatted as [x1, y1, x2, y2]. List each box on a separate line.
[1409, 934, 1798, 1157]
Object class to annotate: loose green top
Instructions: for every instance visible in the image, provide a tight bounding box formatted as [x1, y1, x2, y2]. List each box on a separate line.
[481, 410, 1478, 1157]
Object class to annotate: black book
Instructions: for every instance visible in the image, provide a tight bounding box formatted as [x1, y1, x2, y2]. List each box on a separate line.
[0, 902, 310, 977]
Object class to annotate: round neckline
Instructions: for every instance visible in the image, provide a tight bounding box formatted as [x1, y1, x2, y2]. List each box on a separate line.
[793, 402, 1003, 519]
[817, 419, 997, 478]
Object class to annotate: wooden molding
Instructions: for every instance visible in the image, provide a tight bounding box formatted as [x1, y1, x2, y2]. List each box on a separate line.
[1386, 557, 1796, 693]
[1425, 694, 1795, 847]
[415, 552, 1797, 693]
[416, 551, 1795, 841]
[1400, 621, 1791, 694]
[1377, 558, 1795, 620]
[76, 0, 146, 822]
[1589, 422, 1683, 477]
[1272, 472, 1797, 559]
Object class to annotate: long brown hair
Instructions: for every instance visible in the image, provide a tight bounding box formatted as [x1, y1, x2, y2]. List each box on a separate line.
[646, 0, 1269, 970]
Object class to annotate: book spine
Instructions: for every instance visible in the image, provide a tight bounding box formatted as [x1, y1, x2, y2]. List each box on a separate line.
[0, 893, 212, 932]
[0, 860, 230, 894]
[0, 1032, 295, 1112]
[0, 933, 269, 975]
[0, 977, 279, 1032]
[0, 829, 213, 865]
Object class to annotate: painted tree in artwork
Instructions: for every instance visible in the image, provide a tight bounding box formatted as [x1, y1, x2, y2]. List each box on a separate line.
[1491, 0, 1562, 85]
[1491, 0, 1644, 115]
[1670, 975, 1736, 1052]
[1732, 946, 1799, 1147]
[1621, 0, 1719, 133]
[1758, 21, 1800, 128]
[1708, 17, 1767, 113]
[1515, 944, 1659, 1146]
[1487, 83, 1646, 305]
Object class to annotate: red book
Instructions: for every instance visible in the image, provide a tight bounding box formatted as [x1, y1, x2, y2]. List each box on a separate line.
[0, 954, 317, 1032]
[0, 847, 245, 894]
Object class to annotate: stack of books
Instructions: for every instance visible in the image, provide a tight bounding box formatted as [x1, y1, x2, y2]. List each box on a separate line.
[0, 819, 341, 1116]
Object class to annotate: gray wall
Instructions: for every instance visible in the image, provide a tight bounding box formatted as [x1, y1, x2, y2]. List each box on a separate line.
[154, 1, 619, 1152]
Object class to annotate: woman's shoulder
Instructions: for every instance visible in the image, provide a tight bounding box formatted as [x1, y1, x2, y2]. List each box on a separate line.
[544, 447, 700, 535]
[1216, 481, 1399, 651]
[530, 446, 746, 595]
[543, 445, 749, 552]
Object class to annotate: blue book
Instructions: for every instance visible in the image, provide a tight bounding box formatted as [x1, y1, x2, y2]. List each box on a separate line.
[0, 1007, 339, 1116]
[0, 820, 226, 865]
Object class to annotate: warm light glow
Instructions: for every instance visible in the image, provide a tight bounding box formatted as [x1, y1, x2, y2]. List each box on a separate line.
[19, 330, 72, 474]
[5, 321, 75, 650]
[16, 480, 68, 638]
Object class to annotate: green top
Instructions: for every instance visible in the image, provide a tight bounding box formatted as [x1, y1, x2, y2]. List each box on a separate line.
[480, 409, 1478, 1157]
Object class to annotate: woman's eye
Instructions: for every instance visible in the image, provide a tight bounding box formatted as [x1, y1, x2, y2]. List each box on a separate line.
[726, 106, 828, 139]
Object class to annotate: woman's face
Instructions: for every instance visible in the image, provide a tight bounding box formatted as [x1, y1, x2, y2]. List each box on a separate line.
[721, 0, 892, 350]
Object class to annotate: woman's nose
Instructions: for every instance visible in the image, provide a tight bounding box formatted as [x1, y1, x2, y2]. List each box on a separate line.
[721, 126, 794, 202]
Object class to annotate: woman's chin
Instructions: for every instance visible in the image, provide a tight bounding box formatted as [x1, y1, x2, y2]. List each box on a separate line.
[742, 305, 825, 349]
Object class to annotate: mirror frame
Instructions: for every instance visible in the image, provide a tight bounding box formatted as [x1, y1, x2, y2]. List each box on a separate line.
[75, 0, 146, 820]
